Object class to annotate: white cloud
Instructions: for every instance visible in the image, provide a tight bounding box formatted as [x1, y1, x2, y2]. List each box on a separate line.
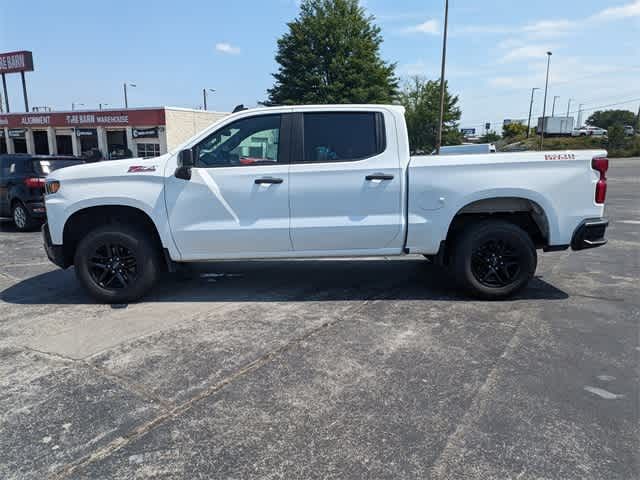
[591, 0, 640, 20]
[402, 19, 440, 34]
[215, 42, 240, 55]
[456, 0, 639, 42]
[522, 19, 576, 37]
[500, 44, 554, 63]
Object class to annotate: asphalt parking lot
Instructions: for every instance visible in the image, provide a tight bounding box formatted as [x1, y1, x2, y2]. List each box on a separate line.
[1, 159, 638, 480]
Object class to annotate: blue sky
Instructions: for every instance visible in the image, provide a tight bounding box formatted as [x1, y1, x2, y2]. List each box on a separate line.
[1, 0, 639, 130]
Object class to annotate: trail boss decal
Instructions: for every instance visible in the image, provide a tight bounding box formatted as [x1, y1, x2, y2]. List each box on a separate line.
[127, 165, 157, 173]
[545, 153, 575, 160]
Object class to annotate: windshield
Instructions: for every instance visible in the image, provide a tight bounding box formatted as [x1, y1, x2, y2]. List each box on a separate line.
[32, 159, 84, 175]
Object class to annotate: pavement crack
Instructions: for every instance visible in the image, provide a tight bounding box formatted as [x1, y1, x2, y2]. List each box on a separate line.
[50, 284, 404, 479]
[15, 344, 174, 412]
[426, 306, 534, 478]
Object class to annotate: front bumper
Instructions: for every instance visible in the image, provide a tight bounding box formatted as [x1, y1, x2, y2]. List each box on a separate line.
[42, 223, 68, 268]
[571, 218, 608, 251]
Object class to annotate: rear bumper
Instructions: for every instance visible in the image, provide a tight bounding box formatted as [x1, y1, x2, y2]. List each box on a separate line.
[26, 201, 46, 218]
[42, 223, 68, 268]
[571, 218, 608, 251]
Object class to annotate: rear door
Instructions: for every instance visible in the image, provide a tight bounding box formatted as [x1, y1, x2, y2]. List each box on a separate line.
[288, 109, 403, 252]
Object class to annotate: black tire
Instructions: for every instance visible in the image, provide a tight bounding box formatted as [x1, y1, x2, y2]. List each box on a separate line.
[12, 201, 37, 232]
[452, 220, 537, 300]
[74, 224, 159, 303]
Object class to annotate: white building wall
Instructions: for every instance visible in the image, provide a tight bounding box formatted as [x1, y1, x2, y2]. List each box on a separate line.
[164, 108, 228, 151]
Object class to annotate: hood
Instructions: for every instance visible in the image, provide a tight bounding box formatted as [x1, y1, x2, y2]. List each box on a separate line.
[49, 155, 170, 181]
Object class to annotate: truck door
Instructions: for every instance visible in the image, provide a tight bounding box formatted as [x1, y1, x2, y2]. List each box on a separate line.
[165, 113, 293, 260]
[288, 110, 403, 252]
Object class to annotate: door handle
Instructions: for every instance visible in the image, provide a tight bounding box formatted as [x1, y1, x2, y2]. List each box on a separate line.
[365, 174, 394, 181]
[254, 177, 283, 185]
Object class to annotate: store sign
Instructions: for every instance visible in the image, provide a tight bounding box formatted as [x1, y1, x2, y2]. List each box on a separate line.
[76, 128, 97, 137]
[0, 108, 165, 128]
[0, 51, 34, 74]
[461, 128, 476, 135]
[8, 128, 26, 138]
[132, 127, 159, 139]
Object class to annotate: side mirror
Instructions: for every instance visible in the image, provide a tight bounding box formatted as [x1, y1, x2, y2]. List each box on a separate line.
[178, 149, 194, 167]
[175, 149, 194, 180]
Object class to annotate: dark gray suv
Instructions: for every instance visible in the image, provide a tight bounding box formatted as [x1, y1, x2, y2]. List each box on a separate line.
[0, 154, 84, 231]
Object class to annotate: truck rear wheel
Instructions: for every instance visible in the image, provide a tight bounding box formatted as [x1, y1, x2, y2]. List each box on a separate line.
[452, 220, 537, 300]
[74, 224, 159, 303]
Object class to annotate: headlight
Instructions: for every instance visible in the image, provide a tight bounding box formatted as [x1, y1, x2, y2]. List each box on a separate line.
[45, 180, 60, 195]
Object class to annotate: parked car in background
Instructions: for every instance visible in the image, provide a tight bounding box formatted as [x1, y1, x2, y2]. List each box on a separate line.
[0, 154, 84, 231]
[433, 143, 496, 155]
[572, 126, 608, 137]
[623, 125, 635, 136]
[43, 105, 609, 303]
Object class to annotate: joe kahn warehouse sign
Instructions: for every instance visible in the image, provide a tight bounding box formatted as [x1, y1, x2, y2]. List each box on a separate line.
[0, 51, 34, 74]
[1, 50, 35, 113]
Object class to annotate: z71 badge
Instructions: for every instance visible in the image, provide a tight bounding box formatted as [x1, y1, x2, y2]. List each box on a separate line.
[127, 165, 157, 173]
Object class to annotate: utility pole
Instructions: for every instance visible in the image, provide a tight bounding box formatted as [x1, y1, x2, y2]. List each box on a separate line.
[551, 95, 560, 116]
[526, 87, 540, 138]
[435, 0, 449, 154]
[577, 104, 584, 127]
[540, 51, 552, 150]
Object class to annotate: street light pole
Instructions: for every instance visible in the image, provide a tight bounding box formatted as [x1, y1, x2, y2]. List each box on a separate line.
[99, 103, 109, 110]
[202, 88, 215, 111]
[435, 0, 449, 154]
[526, 87, 540, 138]
[551, 95, 560, 116]
[123, 83, 136, 108]
[540, 51, 552, 150]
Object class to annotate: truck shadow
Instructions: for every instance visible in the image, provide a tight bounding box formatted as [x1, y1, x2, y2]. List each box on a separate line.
[1, 258, 568, 305]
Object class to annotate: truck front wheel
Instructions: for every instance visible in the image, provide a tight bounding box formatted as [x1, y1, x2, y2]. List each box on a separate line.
[452, 220, 537, 300]
[74, 225, 160, 303]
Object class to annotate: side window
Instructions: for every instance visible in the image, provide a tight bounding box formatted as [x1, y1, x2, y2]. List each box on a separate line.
[301, 112, 385, 163]
[194, 114, 281, 167]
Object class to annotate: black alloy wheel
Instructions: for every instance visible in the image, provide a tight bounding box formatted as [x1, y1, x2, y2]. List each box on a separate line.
[471, 238, 522, 288]
[74, 225, 160, 303]
[452, 220, 537, 299]
[88, 243, 139, 289]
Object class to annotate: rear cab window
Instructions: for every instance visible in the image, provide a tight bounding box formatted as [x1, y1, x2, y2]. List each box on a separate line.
[32, 158, 84, 175]
[300, 112, 386, 163]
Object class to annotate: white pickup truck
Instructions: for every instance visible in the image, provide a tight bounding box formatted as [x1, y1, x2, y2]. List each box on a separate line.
[42, 105, 609, 303]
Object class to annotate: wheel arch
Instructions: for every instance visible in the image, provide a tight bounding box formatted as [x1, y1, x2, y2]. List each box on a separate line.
[61, 205, 168, 269]
[434, 192, 559, 264]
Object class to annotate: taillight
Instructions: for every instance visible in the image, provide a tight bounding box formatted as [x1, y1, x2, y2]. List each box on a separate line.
[592, 157, 608, 204]
[24, 177, 46, 189]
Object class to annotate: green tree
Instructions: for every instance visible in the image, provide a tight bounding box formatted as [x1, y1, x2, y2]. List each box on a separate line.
[266, 0, 398, 105]
[398, 76, 462, 153]
[607, 124, 626, 150]
[479, 131, 500, 143]
[502, 122, 527, 138]
[586, 109, 636, 130]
